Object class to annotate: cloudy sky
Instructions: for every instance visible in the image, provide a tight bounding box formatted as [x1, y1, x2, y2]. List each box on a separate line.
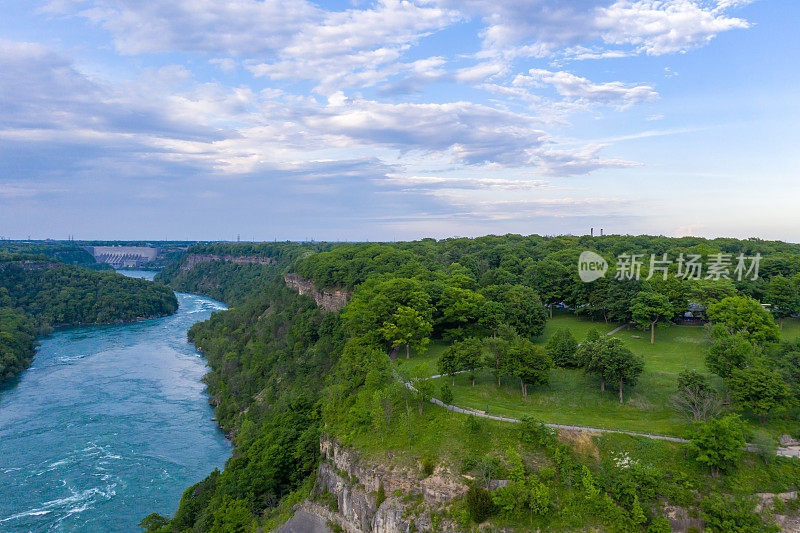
[1, 0, 798, 241]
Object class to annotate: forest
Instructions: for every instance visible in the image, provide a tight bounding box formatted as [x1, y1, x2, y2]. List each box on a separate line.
[0, 253, 178, 385]
[144, 234, 800, 532]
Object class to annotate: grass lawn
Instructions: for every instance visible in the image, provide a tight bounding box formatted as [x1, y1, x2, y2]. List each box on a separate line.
[395, 312, 800, 437]
[398, 311, 715, 436]
[394, 341, 448, 379]
[780, 317, 800, 340]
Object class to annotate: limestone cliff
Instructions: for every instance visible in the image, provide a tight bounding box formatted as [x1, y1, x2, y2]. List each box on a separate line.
[280, 435, 467, 533]
[284, 274, 351, 312]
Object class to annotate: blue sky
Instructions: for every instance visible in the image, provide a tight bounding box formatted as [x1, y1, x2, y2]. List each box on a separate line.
[1, 0, 797, 241]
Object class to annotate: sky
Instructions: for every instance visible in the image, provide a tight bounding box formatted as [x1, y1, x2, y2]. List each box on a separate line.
[1, 0, 798, 242]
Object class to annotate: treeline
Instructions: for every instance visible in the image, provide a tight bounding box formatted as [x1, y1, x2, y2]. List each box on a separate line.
[293, 235, 800, 325]
[0, 254, 178, 384]
[0, 307, 36, 384]
[155, 261, 277, 306]
[0, 242, 111, 270]
[154, 242, 336, 306]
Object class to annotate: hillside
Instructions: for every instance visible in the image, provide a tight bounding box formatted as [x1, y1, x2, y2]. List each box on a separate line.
[145, 235, 800, 532]
[0, 253, 178, 385]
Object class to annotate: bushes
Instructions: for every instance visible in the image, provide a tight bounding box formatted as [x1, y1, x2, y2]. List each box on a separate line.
[439, 383, 453, 404]
[375, 482, 386, 508]
[700, 494, 779, 532]
[519, 416, 556, 447]
[465, 484, 495, 523]
[546, 327, 579, 367]
[421, 458, 436, 478]
[687, 415, 747, 475]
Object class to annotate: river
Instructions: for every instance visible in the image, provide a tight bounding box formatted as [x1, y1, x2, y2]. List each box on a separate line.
[0, 271, 232, 532]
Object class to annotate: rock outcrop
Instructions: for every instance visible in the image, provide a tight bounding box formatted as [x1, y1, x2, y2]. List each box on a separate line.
[284, 274, 351, 312]
[285, 435, 467, 533]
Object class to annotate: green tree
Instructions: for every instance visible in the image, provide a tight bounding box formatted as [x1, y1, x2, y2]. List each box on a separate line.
[415, 379, 434, 415]
[438, 345, 461, 386]
[545, 327, 579, 368]
[480, 284, 548, 338]
[630, 291, 673, 344]
[507, 338, 551, 397]
[576, 328, 604, 373]
[707, 296, 780, 346]
[765, 275, 800, 329]
[706, 324, 757, 378]
[380, 305, 433, 359]
[726, 359, 793, 423]
[439, 337, 483, 386]
[138, 513, 169, 532]
[687, 414, 746, 475]
[439, 383, 454, 404]
[527, 259, 569, 318]
[585, 337, 644, 403]
[701, 494, 779, 533]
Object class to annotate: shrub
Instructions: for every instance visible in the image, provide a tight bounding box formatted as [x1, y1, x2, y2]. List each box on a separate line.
[440, 383, 454, 404]
[687, 414, 746, 475]
[546, 327, 579, 367]
[422, 457, 436, 478]
[700, 494, 778, 532]
[519, 416, 555, 447]
[465, 484, 495, 524]
[376, 482, 386, 508]
[464, 415, 482, 434]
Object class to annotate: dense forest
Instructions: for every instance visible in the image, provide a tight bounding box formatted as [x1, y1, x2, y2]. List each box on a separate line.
[0, 253, 178, 385]
[145, 234, 800, 532]
[0, 242, 111, 270]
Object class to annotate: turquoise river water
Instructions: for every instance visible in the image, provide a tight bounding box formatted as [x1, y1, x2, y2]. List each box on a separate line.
[0, 271, 232, 532]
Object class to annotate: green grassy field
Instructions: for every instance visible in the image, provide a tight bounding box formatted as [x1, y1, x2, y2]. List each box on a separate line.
[394, 312, 800, 437]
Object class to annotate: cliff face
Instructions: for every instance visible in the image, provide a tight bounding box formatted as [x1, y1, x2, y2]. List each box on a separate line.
[284, 274, 351, 312]
[297, 435, 467, 533]
[180, 253, 276, 271]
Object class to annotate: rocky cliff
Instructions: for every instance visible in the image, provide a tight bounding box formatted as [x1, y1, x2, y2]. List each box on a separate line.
[284, 274, 351, 312]
[281, 435, 467, 533]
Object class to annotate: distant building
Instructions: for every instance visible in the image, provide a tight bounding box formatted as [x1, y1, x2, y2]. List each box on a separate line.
[85, 246, 159, 269]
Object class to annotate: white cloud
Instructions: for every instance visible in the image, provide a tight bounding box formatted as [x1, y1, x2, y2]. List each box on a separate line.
[520, 68, 658, 107]
[435, 0, 750, 57]
[596, 0, 750, 55]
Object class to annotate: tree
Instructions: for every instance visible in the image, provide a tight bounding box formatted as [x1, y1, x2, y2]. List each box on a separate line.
[380, 305, 432, 359]
[439, 383, 454, 404]
[545, 327, 579, 368]
[458, 337, 484, 386]
[576, 328, 604, 374]
[437, 346, 461, 387]
[706, 324, 757, 378]
[687, 414, 746, 476]
[630, 291, 673, 344]
[480, 284, 548, 338]
[507, 338, 551, 397]
[707, 296, 780, 346]
[726, 359, 794, 423]
[482, 324, 515, 386]
[527, 259, 569, 318]
[671, 369, 726, 422]
[138, 513, 169, 532]
[439, 337, 483, 386]
[415, 379, 434, 415]
[585, 337, 644, 403]
[765, 275, 800, 329]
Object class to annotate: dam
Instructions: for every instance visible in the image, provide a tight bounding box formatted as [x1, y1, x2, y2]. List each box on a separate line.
[85, 246, 159, 268]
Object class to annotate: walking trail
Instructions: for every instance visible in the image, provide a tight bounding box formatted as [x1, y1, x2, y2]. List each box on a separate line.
[402, 322, 800, 458]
